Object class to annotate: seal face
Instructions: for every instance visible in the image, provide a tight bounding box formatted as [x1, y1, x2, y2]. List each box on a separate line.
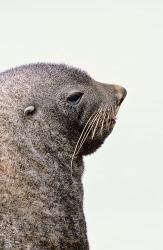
[0, 63, 126, 249]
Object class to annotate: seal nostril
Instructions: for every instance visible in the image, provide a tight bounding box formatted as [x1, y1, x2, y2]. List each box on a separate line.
[122, 88, 127, 99]
[113, 85, 127, 107]
[118, 96, 125, 106]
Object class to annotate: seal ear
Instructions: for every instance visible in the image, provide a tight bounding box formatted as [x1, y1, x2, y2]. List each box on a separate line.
[24, 105, 35, 116]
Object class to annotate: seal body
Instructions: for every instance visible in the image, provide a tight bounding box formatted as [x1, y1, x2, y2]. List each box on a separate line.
[0, 63, 126, 249]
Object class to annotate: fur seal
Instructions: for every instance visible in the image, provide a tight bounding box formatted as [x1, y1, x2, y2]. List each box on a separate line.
[0, 63, 127, 250]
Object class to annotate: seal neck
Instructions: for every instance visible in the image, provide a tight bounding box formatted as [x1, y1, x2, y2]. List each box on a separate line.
[24, 126, 84, 180]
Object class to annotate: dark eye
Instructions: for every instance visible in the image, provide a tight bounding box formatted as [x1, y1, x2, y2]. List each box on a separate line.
[67, 92, 83, 105]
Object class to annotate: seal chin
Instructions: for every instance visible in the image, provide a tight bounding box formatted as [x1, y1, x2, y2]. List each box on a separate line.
[81, 127, 114, 156]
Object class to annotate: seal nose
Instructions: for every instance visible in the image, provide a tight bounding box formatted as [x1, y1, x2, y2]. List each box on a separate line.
[113, 84, 127, 106]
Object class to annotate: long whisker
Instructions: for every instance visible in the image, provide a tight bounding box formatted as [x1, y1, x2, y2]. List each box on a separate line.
[75, 109, 101, 156]
[70, 109, 99, 172]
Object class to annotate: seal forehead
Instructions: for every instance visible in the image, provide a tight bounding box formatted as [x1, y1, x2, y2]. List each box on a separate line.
[52, 64, 92, 83]
[0, 63, 92, 86]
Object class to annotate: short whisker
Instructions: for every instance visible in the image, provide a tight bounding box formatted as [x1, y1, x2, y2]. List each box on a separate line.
[100, 105, 108, 135]
[91, 108, 103, 139]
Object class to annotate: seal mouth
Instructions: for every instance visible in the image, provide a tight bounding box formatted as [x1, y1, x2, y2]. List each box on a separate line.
[103, 115, 117, 127]
[110, 116, 117, 125]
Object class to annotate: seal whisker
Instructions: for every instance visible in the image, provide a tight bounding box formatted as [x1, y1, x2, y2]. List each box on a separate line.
[113, 104, 116, 117]
[96, 106, 106, 136]
[91, 107, 103, 139]
[109, 105, 115, 130]
[100, 105, 108, 135]
[75, 109, 101, 156]
[107, 106, 113, 128]
[70, 109, 100, 171]
[106, 106, 112, 129]
[112, 105, 115, 118]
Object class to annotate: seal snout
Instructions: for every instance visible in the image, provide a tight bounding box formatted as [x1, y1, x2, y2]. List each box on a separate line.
[113, 84, 127, 106]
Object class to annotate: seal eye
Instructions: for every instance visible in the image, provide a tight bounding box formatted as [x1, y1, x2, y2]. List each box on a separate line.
[67, 92, 83, 105]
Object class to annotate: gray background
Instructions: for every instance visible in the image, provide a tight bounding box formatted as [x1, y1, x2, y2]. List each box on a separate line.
[0, 1, 162, 249]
